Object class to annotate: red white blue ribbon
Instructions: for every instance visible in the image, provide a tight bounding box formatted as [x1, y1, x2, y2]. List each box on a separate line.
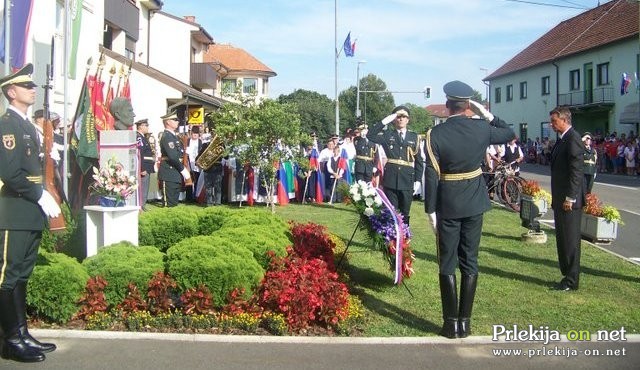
[375, 188, 405, 285]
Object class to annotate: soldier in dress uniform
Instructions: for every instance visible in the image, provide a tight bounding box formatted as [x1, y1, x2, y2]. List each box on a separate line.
[424, 80, 515, 339]
[353, 123, 376, 183]
[135, 119, 155, 210]
[0, 64, 61, 363]
[158, 112, 191, 207]
[368, 105, 424, 225]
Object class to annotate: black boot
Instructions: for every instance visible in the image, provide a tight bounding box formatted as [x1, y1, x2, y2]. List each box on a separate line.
[0, 289, 45, 362]
[458, 274, 478, 338]
[14, 281, 56, 353]
[438, 274, 458, 339]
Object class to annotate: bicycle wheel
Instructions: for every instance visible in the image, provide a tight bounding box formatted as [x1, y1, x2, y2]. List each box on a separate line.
[501, 177, 522, 212]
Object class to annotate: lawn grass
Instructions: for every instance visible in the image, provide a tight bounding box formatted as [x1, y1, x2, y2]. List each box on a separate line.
[273, 200, 640, 337]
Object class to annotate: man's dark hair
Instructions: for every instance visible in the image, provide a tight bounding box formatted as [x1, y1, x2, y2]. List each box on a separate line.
[550, 106, 572, 125]
[446, 100, 467, 114]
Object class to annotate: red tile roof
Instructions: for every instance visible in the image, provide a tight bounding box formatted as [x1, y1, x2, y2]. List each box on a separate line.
[487, 0, 638, 80]
[204, 44, 276, 76]
[425, 104, 448, 118]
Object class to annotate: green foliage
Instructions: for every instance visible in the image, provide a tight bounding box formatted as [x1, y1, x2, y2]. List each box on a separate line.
[39, 203, 77, 253]
[196, 207, 231, 235]
[277, 89, 335, 141]
[601, 205, 623, 224]
[166, 235, 264, 306]
[340, 73, 395, 129]
[212, 224, 290, 270]
[85, 312, 115, 331]
[27, 251, 89, 323]
[404, 102, 432, 134]
[139, 207, 199, 252]
[82, 242, 165, 306]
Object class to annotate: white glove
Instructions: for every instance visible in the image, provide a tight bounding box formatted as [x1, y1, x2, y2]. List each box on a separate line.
[49, 148, 61, 162]
[38, 190, 62, 218]
[428, 212, 437, 233]
[413, 181, 421, 195]
[469, 100, 494, 122]
[372, 167, 377, 174]
[180, 168, 191, 180]
[382, 113, 397, 125]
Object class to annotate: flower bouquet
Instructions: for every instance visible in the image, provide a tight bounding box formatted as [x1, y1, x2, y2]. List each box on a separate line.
[346, 181, 415, 284]
[90, 156, 138, 207]
[521, 180, 552, 204]
[583, 193, 623, 224]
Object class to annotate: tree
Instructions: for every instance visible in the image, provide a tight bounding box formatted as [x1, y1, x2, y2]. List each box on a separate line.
[402, 103, 432, 134]
[277, 89, 334, 142]
[340, 73, 394, 130]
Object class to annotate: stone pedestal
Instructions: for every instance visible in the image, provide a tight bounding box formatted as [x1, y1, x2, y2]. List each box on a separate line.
[84, 205, 139, 257]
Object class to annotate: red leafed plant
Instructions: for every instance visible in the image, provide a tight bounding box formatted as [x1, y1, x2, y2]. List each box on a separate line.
[75, 276, 109, 320]
[117, 283, 148, 315]
[583, 193, 603, 217]
[257, 250, 349, 331]
[290, 222, 336, 271]
[222, 288, 261, 316]
[180, 284, 214, 315]
[147, 272, 177, 314]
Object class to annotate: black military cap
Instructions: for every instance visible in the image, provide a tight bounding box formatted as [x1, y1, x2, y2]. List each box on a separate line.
[443, 80, 474, 102]
[0, 63, 37, 89]
[135, 119, 149, 126]
[392, 105, 410, 117]
[33, 109, 60, 122]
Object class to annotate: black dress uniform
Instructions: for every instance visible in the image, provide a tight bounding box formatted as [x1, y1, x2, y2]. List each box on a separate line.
[368, 106, 424, 225]
[582, 133, 597, 193]
[424, 80, 515, 339]
[136, 119, 155, 209]
[353, 134, 376, 183]
[158, 118, 186, 207]
[0, 64, 55, 362]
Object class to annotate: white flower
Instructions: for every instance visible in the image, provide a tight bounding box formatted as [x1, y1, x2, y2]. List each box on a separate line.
[365, 197, 374, 207]
[352, 193, 361, 202]
[374, 196, 383, 206]
[363, 207, 374, 217]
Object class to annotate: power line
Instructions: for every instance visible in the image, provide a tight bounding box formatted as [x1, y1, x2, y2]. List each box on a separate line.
[504, 0, 590, 9]
[559, 0, 590, 8]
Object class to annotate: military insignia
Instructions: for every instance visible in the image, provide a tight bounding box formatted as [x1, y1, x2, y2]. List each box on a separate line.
[2, 134, 15, 150]
[169, 142, 175, 149]
[390, 145, 394, 150]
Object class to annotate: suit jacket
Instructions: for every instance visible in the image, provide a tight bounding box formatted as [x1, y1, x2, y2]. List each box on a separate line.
[550, 127, 585, 210]
[424, 115, 515, 219]
[0, 109, 47, 230]
[368, 123, 424, 191]
[158, 129, 185, 183]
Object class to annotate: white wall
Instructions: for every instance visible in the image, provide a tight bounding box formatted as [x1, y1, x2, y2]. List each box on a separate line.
[149, 13, 194, 84]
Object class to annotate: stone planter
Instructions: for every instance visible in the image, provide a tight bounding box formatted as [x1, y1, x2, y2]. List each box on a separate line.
[580, 213, 618, 242]
[520, 195, 548, 217]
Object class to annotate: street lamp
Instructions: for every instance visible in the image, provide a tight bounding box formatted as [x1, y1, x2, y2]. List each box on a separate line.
[356, 60, 367, 118]
[480, 67, 489, 106]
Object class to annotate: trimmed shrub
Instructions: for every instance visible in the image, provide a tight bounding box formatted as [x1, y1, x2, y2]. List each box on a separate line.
[222, 208, 291, 233]
[166, 235, 264, 306]
[27, 251, 89, 323]
[82, 242, 165, 306]
[196, 207, 231, 235]
[139, 207, 199, 252]
[212, 224, 290, 270]
[40, 203, 77, 253]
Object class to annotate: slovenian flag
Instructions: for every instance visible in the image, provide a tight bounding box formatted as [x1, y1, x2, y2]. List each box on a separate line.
[621, 72, 631, 95]
[338, 148, 351, 184]
[0, 0, 33, 70]
[277, 161, 289, 206]
[343, 31, 355, 57]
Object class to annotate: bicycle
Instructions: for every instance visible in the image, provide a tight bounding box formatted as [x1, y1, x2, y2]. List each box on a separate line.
[483, 161, 526, 212]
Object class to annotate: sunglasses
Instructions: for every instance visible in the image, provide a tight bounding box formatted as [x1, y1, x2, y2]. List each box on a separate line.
[396, 114, 409, 119]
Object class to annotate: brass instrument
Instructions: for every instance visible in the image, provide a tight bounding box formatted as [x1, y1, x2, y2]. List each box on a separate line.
[195, 134, 225, 170]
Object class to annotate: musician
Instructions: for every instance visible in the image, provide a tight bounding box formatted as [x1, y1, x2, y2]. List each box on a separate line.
[0, 64, 60, 362]
[158, 112, 190, 207]
[185, 126, 202, 202]
[136, 119, 155, 210]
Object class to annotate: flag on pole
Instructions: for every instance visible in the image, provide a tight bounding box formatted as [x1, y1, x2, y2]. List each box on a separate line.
[343, 32, 355, 57]
[309, 148, 324, 203]
[102, 86, 115, 130]
[338, 148, 352, 184]
[69, 0, 83, 79]
[0, 0, 34, 70]
[621, 72, 631, 95]
[119, 78, 131, 99]
[277, 161, 289, 206]
[71, 75, 99, 173]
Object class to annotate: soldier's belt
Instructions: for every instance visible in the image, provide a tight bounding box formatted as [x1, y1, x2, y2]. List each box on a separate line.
[143, 156, 155, 161]
[26, 176, 43, 184]
[386, 159, 414, 167]
[440, 168, 482, 181]
[583, 160, 596, 165]
[356, 155, 373, 161]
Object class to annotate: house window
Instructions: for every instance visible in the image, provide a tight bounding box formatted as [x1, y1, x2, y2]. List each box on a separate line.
[494, 87, 501, 103]
[519, 82, 527, 99]
[506, 84, 513, 101]
[222, 78, 237, 95]
[570, 69, 580, 90]
[243, 78, 257, 94]
[597, 63, 609, 86]
[262, 79, 268, 95]
[541, 76, 550, 95]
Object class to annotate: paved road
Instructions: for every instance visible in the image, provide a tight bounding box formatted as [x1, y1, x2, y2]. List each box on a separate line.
[520, 164, 640, 264]
[0, 331, 637, 370]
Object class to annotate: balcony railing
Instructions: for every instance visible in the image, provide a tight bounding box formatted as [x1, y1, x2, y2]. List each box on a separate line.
[557, 87, 614, 107]
[190, 63, 217, 90]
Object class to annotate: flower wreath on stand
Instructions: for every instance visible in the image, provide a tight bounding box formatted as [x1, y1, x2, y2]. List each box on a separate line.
[90, 156, 138, 206]
[345, 180, 415, 284]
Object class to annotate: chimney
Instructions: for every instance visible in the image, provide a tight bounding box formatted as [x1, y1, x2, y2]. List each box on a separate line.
[184, 16, 196, 23]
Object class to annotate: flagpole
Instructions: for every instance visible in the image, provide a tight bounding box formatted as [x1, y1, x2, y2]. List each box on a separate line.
[62, 0, 71, 198]
[334, 0, 339, 136]
[2, 0, 11, 109]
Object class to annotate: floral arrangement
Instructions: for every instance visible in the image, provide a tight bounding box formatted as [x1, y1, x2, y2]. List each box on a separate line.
[521, 180, 552, 204]
[90, 156, 138, 204]
[583, 193, 623, 224]
[346, 181, 415, 282]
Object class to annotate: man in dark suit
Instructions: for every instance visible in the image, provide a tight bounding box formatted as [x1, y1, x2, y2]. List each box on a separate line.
[549, 106, 585, 291]
[158, 112, 190, 207]
[0, 64, 61, 362]
[353, 123, 376, 182]
[424, 80, 515, 339]
[368, 105, 424, 225]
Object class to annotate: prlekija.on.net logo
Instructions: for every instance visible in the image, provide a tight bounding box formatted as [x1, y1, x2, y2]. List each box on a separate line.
[492, 324, 628, 344]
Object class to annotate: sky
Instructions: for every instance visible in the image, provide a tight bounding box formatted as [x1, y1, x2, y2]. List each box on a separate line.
[162, 0, 602, 107]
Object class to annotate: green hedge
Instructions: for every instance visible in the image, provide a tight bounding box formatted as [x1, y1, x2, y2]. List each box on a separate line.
[27, 251, 89, 323]
[82, 242, 165, 306]
[166, 235, 264, 306]
[196, 207, 231, 235]
[213, 224, 290, 269]
[139, 207, 199, 252]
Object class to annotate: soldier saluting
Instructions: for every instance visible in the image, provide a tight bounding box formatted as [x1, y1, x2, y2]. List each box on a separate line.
[0, 64, 61, 362]
[367, 105, 424, 226]
[353, 122, 376, 183]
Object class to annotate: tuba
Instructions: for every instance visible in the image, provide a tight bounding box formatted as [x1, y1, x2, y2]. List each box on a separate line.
[196, 134, 225, 170]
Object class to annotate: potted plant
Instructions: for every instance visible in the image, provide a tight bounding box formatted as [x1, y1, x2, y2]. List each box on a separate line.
[581, 193, 623, 242]
[520, 180, 551, 217]
[90, 156, 138, 207]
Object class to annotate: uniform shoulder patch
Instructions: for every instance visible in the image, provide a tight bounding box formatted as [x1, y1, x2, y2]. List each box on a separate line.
[2, 134, 15, 150]
[168, 142, 175, 149]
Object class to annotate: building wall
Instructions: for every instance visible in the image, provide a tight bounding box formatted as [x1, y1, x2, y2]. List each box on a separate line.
[148, 13, 195, 84]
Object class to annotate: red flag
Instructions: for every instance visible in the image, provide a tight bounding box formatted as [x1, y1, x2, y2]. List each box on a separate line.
[120, 78, 131, 99]
[92, 78, 110, 131]
[102, 86, 115, 130]
[277, 162, 289, 206]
